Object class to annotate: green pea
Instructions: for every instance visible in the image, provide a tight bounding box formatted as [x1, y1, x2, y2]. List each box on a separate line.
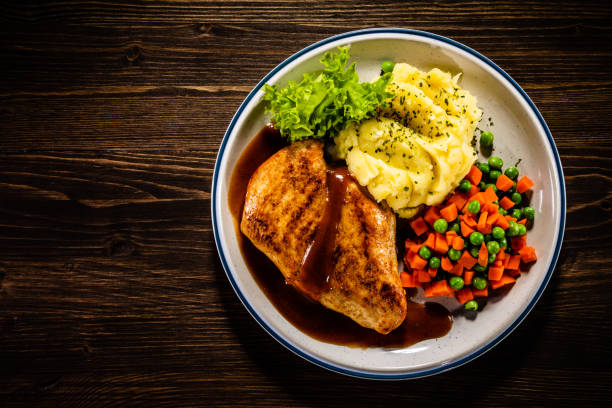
[507, 221, 520, 237]
[511, 192, 522, 205]
[480, 131, 494, 147]
[487, 240, 500, 255]
[429, 256, 441, 269]
[488, 156, 503, 170]
[449, 276, 465, 290]
[517, 224, 527, 236]
[493, 200, 499, 205]
[498, 208, 507, 216]
[469, 231, 484, 246]
[473, 263, 487, 273]
[476, 162, 490, 174]
[484, 234, 492, 243]
[511, 208, 523, 220]
[472, 276, 487, 290]
[449, 222, 460, 233]
[507, 182, 517, 194]
[492, 226, 505, 240]
[381, 60, 395, 73]
[433, 218, 448, 233]
[489, 170, 502, 182]
[523, 206, 535, 221]
[498, 237, 508, 248]
[470, 247, 480, 258]
[467, 200, 481, 214]
[504, 167, 519, 180]
[448, 248, 462, 261]
[418, 246, 432, 260]
[478, 181, 486, 190]
[458, 179, 472, 193]
[488, 253, 497, 264]
[464, 300, 478, 311]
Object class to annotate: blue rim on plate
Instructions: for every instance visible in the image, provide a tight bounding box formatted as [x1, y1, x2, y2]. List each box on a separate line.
[212, 28, 566, 379]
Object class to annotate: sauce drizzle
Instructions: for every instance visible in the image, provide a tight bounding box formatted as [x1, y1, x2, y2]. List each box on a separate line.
[298, 168, 350, 300]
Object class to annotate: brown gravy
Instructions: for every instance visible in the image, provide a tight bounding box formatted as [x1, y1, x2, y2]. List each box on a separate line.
[228, 125, 452, 348]
[298, 167, 350, 300]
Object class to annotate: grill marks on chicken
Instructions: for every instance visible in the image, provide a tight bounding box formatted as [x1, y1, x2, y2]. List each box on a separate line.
[241, 140, 407, 334]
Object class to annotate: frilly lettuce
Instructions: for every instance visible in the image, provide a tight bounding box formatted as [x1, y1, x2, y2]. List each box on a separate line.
[262, 46, 392, 143]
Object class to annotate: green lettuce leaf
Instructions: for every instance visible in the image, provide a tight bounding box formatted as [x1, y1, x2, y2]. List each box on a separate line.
[262, 46, 392, 143]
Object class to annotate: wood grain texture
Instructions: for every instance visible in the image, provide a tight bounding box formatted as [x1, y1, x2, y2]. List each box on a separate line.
[0, 1, 611, 407]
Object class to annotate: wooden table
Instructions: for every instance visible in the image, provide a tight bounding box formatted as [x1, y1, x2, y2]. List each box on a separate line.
[1, 1, 611, 406]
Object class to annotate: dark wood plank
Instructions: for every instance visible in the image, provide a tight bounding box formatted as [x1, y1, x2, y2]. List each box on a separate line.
[0, 1, 611, 407]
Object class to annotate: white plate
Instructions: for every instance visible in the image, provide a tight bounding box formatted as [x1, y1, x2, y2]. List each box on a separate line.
[212, 28, 565, 379]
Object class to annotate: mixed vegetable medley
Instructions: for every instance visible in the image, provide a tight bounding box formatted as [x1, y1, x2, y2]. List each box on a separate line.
[401, 148, 537, 311]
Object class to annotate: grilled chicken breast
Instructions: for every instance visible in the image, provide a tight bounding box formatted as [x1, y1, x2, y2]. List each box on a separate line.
[241, 140, 407, 334]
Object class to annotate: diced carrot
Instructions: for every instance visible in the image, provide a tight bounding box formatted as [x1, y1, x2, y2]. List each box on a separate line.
[467, 183, 480, 197]
[460, 221, 475, 237]
[431, 280, 454, 297]
[505, 215, 517, 223]
[404, 254, 413, 268]
[401, 271, 418, 287]
[417, 269, 431, 283]
[423, 232, 436, 249]
[482, 202, 499, 215]
[495, 250, 505, 262]
[424, 283, 434, 297]
[408, 243, 422, 256]
[424, 206, 441, 227]
[488, 265, 504, 281]
[445, 230, 458, 246]
[483, 185, 498, 203]
[472, 287, 488, 297]
[495, 215, 510, 230]
[503, 254, 511, 268]
[490, 274, 516, 290]
[517, 218, 527, 225]
[447, 192, 468, 210]
[506, 268, 521, 278]
[499, 196, 515, 210]
[478, 242, 488, 267]
[439, 203, 458, 222]
[495, 174, 514, 191]
[455, 287, 474, 304]
[449, 262, 464, 276]
[485, 211, 500, 226]
[452, 236, 465, 250]
[519, 246, 537, 263]
[434, 232, 449, 254]
[465, 165, 482, 185]
[440, 256, 453, 272]
[511, 235, 527, 250]
[477, 212, 488, 232]
[462, 214, 478, 228]
[410, 217, 429, 236]
[410, 254, 429, 270]
[463, 270, 474, 285]
[404, 238, 418, 253]
[516, 176, 534, 193]
[428, 267, 438, 278]
[506, 254, 521, 270]
[493, 260, 504, 268]
[458, 251, 477, 269]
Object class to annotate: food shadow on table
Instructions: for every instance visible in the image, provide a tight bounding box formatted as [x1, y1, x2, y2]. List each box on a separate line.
[212, 244, 560, 404]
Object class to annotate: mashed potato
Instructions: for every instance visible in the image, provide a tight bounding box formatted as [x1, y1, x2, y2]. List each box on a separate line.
[332, 63, 482, 218]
